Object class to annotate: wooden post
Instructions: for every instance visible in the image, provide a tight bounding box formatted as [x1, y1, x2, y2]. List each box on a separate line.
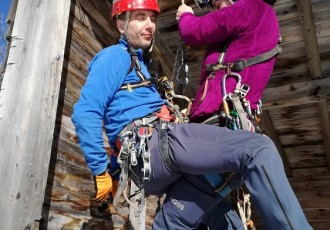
[0, 0, 71, 229]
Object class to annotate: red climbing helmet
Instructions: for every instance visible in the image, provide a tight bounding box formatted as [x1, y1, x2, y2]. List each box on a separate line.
[112, 0, 160, 19]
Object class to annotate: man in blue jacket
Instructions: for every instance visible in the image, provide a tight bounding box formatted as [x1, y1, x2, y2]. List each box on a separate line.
[72, 0, 312, 229]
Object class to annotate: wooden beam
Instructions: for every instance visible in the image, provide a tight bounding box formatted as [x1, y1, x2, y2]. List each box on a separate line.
[0, 0, 71, 229]
[317, 100, 330, 171]
[295, 0, 322, 79]
[262, 77, 330, 109]
[77, 0, 119, 40]
[260, 111, 292, 177]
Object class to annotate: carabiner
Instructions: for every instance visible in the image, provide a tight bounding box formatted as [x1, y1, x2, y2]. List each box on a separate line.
[222, 72, 242, 96]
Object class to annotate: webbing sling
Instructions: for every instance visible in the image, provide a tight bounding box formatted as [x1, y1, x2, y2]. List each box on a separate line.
[204, 172, 235, 197]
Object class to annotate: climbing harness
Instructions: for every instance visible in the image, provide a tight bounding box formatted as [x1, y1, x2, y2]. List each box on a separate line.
[112, 44, 192, 217]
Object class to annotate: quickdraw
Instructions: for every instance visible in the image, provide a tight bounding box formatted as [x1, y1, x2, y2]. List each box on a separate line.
[173, 40, 190, 95]
[221, 71, 256, 132]
[236, 188, 256, 230]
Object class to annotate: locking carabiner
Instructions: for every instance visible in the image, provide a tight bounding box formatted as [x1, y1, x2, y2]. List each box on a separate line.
[221, 72, 242, 97]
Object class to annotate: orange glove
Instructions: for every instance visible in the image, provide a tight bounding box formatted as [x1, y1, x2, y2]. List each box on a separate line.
[92, 171, 113, 203]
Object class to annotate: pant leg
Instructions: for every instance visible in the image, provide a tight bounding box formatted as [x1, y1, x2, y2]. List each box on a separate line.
[163, 123, 312, 230]
[152, 175, 243, 230]
[202, 199, 244, 230]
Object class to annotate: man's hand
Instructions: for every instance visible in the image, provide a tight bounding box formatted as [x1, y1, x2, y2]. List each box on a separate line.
[92, 171, 113, 203]
[176, 4, 194, 21]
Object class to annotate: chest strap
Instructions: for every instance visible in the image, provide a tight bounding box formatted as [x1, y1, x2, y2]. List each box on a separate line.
[119, 46, 157, 91]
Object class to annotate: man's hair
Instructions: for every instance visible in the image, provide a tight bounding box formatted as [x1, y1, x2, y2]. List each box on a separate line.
[263, 0, 277, 6]
[117, 12, 126, 21]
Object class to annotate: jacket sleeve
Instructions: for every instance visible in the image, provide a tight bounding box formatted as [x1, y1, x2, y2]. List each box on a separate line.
[178, 5, 247, 46]
[71, 46, 131, 176]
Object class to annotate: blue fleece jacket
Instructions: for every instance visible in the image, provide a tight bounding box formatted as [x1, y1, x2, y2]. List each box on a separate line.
[71, 39, 165, 175]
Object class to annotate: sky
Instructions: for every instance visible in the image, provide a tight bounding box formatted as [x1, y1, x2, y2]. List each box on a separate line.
[0, 0, 11, 29]
[0, 0, 11, 63]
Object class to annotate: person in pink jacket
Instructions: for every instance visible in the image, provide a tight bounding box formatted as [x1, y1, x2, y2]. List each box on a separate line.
[152, 1, 309, 229]
[178, 0, 280, 126]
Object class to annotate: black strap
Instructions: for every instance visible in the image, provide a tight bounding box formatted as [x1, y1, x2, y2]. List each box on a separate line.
[232, 45, 282, 72]
[158, 121, 179, 173]
[119, 46, 158, 91]
[206, 44, 282, 73]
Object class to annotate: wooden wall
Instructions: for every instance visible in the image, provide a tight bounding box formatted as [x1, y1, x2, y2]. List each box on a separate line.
[43, 0, 125, 229]
[41, 0, 164, 229]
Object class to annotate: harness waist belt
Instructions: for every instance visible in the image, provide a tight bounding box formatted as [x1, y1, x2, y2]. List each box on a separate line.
[206, 44, 282, 72]
[132, 114, 159, 127]
[232, 45, 282, 72]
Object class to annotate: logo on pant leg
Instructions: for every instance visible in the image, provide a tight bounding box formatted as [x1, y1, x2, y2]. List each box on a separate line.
[170, 197, 184, 210]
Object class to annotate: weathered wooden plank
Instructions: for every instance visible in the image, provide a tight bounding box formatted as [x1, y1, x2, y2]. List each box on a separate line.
[296, 0, 323, 79]
[291, 167, 330, 181]
[317, 100, 330, 171]
[260, 111, 292, 177]
[0, 1, 71, 229]
[295, 188, 330, 201]
[275, 0, 299, 22]
[284, 145, 327, 168]
[77, 0, 119, 45]
[279, 131, 323, 146]
[309, 221, 330, 230]
[301, 199, 330, 209]
[291, 179, 330, 190]
[71, 17, 104, 56]
[304, 208, 330, 221]
[262, 77, 330, 109]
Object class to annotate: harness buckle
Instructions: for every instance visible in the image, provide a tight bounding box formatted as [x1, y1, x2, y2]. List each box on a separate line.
[232, 59, 246, 72]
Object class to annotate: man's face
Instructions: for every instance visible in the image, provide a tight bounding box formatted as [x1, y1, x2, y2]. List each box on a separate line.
[118, 10, 156, 50]
[212, 0, 233, 9]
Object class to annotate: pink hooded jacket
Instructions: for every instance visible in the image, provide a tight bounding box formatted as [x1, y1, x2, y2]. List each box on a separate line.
[178, 0, 280, 122]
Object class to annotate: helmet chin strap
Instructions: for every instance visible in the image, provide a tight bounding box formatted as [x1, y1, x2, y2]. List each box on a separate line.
[121, 11, 131, 41]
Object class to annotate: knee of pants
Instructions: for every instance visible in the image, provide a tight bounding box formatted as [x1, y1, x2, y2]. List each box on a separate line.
[250, 134, 282, 165]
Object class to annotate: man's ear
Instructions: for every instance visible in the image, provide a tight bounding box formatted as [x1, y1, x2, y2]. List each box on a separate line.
[116, 20, 125, 33]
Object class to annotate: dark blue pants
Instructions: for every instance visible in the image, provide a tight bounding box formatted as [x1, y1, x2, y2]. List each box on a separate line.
[152, 174, 244, 229]
[141, 122, 311, 230]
